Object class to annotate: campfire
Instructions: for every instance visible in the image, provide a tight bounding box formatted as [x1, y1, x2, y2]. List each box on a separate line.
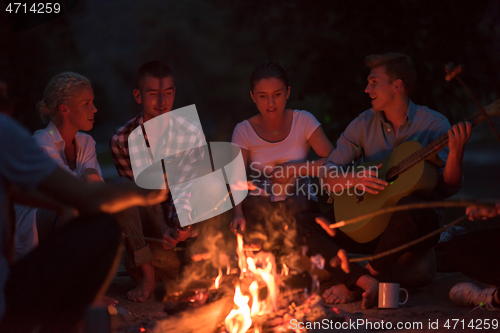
[221, 234, 345, 333]
[150, 225, 344, 333]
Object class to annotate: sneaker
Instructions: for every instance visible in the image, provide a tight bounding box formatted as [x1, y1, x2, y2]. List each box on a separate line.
[449, 282, 498, 311]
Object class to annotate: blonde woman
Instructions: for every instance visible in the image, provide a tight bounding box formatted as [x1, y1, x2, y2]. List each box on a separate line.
[15, 72, 102, 259]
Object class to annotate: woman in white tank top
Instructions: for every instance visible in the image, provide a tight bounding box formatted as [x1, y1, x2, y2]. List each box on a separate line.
[230, 60, 334, 255]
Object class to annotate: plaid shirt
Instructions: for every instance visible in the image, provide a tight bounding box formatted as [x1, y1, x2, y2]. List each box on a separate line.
[110, 112, 205, 224]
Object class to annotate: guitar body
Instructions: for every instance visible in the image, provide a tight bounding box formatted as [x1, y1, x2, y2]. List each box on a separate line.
[334, 140, 439, 243]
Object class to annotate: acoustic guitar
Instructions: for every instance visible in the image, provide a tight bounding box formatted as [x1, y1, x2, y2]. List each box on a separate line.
[334, 100, 500, 243]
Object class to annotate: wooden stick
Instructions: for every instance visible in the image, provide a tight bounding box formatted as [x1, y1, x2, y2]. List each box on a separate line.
[444, 63, 500, 143]
[330, 200, 496, 229]
[348, 215, 468, 263]
[123, 234, 186, 251]
[453, 78, 500, 143]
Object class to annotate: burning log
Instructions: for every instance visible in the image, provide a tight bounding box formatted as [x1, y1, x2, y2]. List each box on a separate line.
[149, 292, 235, 333]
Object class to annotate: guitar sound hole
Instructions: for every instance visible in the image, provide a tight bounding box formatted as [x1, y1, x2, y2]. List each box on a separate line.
[356, 194, 363, 203]
[385, 166, 399, 183]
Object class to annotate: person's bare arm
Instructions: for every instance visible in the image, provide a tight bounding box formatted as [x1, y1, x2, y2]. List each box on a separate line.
[271, 126, 333, 183]
[9, 183, 78, 224]
[37, 166, 168, 215]
[230, 148, 249, 234]
[80, 168, 104, 183]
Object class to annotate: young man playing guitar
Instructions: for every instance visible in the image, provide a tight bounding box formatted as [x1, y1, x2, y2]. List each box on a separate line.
[301, 53, 472, 309]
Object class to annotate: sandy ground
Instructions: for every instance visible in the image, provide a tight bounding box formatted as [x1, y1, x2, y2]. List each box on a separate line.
[104, 269, 500, 333]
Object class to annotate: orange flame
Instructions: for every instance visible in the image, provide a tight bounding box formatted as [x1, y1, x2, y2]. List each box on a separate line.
[246, 254, 278, 315]
[249, 281, 259, 316]
[226, 235, 280, 333]
[226, 264, 231, 275]
[281, 263, 289, 276]
[225, 284, 252, 333]
[214, 268, 222, 289]
[236, 234, 247, 278]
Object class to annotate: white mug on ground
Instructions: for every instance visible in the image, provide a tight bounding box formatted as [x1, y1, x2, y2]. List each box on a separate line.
[378, 282, 409, 309]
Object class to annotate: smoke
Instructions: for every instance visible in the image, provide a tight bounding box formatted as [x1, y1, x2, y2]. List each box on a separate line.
[261, 201, 298, 264]
[167, 195, 316, 294]
[175, 211, 236, 292]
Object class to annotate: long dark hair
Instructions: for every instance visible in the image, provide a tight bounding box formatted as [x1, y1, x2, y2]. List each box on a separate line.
[250, 60, 289, 92]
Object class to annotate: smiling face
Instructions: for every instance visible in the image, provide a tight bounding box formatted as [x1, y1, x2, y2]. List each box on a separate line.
[250, 77, 290, 119]
[134, 75, 175, 122]
[63, 84, 97, 132]
[364, 66, 398, 112]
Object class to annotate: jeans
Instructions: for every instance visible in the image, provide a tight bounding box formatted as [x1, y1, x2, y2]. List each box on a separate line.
[298, 195, 440, 290]
[111, 175, 228, 269]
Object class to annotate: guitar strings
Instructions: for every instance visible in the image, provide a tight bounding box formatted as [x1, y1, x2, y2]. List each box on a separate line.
[385, 111, 482, 180]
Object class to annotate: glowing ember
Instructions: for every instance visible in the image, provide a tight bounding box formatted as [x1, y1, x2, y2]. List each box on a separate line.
[215, 268, 223, 289]
[232, 180, 258, 191]
[225, 284, 252, 333]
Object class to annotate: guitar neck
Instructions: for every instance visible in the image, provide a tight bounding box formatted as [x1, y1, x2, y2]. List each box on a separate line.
[386, 110, 484, 180]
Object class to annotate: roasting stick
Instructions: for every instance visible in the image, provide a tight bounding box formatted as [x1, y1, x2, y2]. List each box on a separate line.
[123, 234, 186, 251]
[444, 63, 500, 143]
[317, 199, 497, 265]
[348, 214, 468, 263]
[123, 182, 256, 248]
[327, 200, 496, 229]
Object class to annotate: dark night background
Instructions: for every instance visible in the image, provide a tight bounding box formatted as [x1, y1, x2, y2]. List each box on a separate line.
[1, 0, 499, 220]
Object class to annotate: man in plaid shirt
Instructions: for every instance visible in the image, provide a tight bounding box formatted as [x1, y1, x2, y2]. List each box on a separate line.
[110, 61, 206, 302]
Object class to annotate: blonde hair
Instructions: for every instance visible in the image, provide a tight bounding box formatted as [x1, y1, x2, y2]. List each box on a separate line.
[37, 72, 91, 122]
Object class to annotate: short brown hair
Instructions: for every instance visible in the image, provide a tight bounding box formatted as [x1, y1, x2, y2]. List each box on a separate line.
[137, 61, 174, 90]
[365, 53, 416, 96]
